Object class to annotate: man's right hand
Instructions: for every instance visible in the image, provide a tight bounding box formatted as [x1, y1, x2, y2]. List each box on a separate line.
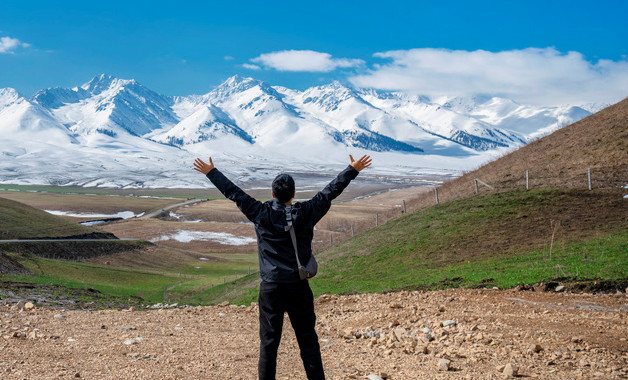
[349, 154, 372, 172]
[194, 157, 215, 175]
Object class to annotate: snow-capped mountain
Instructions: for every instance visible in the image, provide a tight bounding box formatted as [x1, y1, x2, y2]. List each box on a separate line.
[32, 74, 178, 137]
[0, 74, 599, 188]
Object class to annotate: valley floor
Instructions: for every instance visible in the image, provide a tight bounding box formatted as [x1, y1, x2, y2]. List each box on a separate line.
[1, 288, 626, 379]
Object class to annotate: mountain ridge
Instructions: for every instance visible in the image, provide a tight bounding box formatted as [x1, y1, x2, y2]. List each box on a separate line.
[0, 74, 609, 188]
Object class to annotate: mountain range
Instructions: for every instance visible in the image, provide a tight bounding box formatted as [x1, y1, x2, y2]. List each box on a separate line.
[0, 74, 598, 188]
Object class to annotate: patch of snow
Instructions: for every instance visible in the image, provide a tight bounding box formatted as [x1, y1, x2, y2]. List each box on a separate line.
[44, 210, 136, 219]
[151, 230, 256, 245]
[199, 257, 209, 260]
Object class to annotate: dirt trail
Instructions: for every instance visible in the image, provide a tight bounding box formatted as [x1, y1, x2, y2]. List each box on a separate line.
[1, 288, 627, 379]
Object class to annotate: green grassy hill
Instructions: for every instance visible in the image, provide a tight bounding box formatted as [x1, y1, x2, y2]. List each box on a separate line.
[198, 189, 627, 304]
[0, 196, 101, 239]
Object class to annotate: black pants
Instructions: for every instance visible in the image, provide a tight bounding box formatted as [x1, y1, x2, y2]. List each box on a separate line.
[258, 281, 325, 380]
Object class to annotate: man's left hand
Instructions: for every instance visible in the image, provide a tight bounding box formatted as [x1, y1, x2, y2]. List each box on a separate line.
[194, 157, 215, 175]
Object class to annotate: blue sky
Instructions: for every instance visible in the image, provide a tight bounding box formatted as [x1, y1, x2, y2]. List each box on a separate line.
[1, 0, 627, 105]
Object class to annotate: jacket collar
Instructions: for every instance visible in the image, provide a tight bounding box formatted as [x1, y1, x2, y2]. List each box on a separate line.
[271, 198, 288, 211]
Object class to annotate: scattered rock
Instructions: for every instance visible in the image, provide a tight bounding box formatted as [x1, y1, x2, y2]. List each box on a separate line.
[419, 333, 434, 343]
[123, 339, 137, 345]
[24, 301, 35, 310]
[503, 363, 519, 377]
[11, 300, 26, 311]
[438, 305, 446, 312]
[342, 328, 355, 339]
[122, 326, 137, 331]
[438, 358, 451, 371]
[441, 320, 457, 327]
[388, 302, 403, 309]
[555, 285, 565, 292]
[516, 284, 534, 291]
[366, 375, 384, 380]
[218, 301, 229, 307]
[530, 344, 543, 353]
[53, 314, 66, 319]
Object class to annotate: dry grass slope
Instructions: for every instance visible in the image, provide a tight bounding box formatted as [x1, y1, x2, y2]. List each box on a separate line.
[406, 97, 628, 210]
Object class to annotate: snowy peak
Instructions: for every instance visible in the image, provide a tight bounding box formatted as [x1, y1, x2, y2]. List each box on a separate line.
[210, 75, 267, 100]
[302, 81, 369, 112]
[151, 104, 253, 146]
[0, 87, 21, 106]
[80, 73, 136, 95]
[33, 74, 178, 137]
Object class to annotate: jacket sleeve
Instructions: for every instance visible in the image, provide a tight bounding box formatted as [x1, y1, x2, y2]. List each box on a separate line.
[305, 165, 359, 225]
[206, 168, 262, 223]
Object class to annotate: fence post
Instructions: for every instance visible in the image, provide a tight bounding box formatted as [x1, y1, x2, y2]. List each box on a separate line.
[330, 234, 333, 247]
[587, 168, 592, 190]
[526, 170, 529, 190]
[435, 188, 439, 204]
[164, 285, 169, 302]
[235, 272, 237, 280]
[351, 224, 354, 237]
[402, 200, 406, 213]
[474, 178, 479, 194]
[375, 213, 379, 227]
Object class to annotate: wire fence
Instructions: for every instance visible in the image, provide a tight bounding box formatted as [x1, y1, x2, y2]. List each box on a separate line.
[311, 165, 628, 253]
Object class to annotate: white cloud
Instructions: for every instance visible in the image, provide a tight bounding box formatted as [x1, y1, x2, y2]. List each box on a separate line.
[241, 63, 261, 70]
[251, 50, 364, 72]
[0, 36, 29, 54]
[348, 48, 628, 106]
[224, 55, 234, 61]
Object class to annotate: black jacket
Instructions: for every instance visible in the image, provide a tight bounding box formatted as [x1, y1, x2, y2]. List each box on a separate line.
[206, 165, 359, 283]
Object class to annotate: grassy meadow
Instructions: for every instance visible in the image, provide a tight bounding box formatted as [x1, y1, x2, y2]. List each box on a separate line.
[196, 189, 628, 305]
[3, 251, 259, 304]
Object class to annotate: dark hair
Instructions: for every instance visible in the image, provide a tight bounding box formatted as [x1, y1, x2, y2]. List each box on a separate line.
[272, 173, 295, 203]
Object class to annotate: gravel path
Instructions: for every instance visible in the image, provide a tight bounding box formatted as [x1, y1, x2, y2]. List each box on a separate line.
[1, 288, 626, 379]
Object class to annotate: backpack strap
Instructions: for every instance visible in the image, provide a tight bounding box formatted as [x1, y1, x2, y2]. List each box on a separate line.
[284, 206, 301, 267]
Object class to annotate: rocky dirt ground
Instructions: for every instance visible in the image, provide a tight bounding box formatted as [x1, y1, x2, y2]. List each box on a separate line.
[1, 288, 627, 379]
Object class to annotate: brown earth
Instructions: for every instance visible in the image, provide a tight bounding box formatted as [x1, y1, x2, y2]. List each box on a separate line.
[1, 288, 627, 379]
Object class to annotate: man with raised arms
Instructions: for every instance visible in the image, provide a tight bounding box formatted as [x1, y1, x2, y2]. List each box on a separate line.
[193, 154, 372, 380]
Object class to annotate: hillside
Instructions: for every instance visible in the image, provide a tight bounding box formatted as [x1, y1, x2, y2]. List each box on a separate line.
[0, 196, 105, 239]
[410, 97, 628, 207]
[308, 99, 628, 296]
